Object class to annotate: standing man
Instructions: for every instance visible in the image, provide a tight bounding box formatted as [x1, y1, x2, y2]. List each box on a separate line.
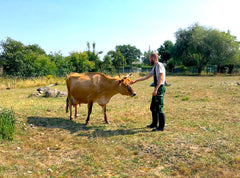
[130, 52, 166, 131]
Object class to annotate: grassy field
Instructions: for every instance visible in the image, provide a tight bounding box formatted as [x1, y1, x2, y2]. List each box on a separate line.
[0, 75, 240, 177]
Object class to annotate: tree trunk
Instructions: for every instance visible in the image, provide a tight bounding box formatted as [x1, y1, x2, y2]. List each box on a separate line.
[227, 64, 234, 74]
[197, 67, 202, 75]
[217, 65, 221, 73]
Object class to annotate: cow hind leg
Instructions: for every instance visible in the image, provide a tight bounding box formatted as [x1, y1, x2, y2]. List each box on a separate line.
[69, 102, 73, 120]
[86, 101, 93, 125]
[102, 105, 109, 124]
[74, 104, 78, 118]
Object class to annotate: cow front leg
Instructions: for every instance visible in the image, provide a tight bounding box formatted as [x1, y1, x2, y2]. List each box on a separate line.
[66, 97, 69, 113]
[86, 101, 93, 125]
[103, 105, 109, 124]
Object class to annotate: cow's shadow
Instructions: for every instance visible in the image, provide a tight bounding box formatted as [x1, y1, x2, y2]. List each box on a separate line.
[27, 116, 149, 137]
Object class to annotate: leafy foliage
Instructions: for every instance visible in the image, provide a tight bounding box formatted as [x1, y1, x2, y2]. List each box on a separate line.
[0, 38, 57, 77]
[1, 25, 240, 77]
[115, 44, 142, 68]
[173, 24, 240, 74]
[107, 50, 126, 70]
[157, 40, 173, 63]
[0, 108, 16, 140]
[141, 47, 153, 66]
[67, 51, 94, 73]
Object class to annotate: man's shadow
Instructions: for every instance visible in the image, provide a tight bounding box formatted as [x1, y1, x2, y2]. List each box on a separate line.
[27, 116, 149, 138]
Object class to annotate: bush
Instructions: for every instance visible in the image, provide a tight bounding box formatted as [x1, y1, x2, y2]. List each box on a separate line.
[0, 108, 16, 140]
[167, 58, 175, 72]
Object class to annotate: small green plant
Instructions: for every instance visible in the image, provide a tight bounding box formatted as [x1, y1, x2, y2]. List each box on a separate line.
[175, 94, 181, 98]
[182, 95, 190, 101]
[0, 108, 16, 140]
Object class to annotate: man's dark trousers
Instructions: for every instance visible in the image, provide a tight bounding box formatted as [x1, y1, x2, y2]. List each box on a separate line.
[150, 85, 166, 129]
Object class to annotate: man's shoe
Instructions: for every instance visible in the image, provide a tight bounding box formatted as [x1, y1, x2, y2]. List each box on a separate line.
[147, 124, 157, 128]
[152, 127, 164, 132]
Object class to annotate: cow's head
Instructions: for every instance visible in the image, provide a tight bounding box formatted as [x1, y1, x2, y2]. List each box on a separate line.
[118, 74, 136, 97]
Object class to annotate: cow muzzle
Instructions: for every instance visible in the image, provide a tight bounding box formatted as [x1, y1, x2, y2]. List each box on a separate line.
[132, 92, 136, 97]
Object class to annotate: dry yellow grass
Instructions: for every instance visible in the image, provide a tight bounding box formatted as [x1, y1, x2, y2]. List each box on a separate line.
[0, 75, 240, 177]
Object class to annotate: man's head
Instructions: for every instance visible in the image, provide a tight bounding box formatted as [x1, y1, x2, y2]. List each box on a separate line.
[149, 52, 158, 65]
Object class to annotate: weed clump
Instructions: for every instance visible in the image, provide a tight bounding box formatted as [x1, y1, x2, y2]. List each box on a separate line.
[0, 108, 16, 140]
[182, 95, 190, 101]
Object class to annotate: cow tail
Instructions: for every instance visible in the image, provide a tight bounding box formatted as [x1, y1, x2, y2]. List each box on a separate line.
[66, 97, 69, 113]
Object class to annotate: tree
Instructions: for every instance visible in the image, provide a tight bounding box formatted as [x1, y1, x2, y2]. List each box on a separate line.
[141, 46, 153, 65]
[0, 37, 26, 76]
[33, 55, 57, 76]
[173, 24, 208, 74]
[107, 50, 126, 73]
[49, 52, 71, 76]
[102, 55, 112, 70]
[86, 42, 103, 72]
[68, 51, 94, 73]
[173, 23, 240, 74]
[206, 30, 240, 73]
[115, 44, 142, 69]
[157, 40, 173, 63]
[0, 37, 58, 77]
[25, 44, 46, 55]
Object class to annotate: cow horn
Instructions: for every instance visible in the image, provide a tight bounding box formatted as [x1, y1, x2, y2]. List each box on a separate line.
[120, 73, 132, 82]
[124, 73, 132, 79]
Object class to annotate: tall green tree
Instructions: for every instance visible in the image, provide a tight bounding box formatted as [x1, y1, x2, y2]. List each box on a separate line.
[49, 52, 71, 76]
[0, 37, 26, 76]
[86, 42, 103, 72]
[141, 46, 153, 65]
[25, 44, 46, 55]
[102, 55, 112, 70]
[173, 23, 240, 74]
[206, 30, 240, 73]
[107, 50, 126, 73]
[0, 37, 57, 77]
[157, 40, 173, 63]
[115, 44, 142, 69]
[173, 24, 210, 74]
[67, 51, 94, 73]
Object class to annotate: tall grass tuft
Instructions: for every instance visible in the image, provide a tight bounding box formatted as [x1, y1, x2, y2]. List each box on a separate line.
[0, 76, 66, 90]
[0, 108, 16, 140]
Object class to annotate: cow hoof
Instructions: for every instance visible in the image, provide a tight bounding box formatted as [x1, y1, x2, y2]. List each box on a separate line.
[105, 121, 109, 124]
[70, 117, 73, 120]
[85, 122, 89, 125]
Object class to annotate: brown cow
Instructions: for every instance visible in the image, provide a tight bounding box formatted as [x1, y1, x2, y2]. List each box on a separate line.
[66, 72, 136, 124]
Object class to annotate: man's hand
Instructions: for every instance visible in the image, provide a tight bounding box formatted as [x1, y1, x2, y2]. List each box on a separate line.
[152, 89, 157, 96]
[130, 80, 136, 85]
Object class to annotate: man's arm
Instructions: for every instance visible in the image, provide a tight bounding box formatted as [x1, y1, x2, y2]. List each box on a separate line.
[130, 73, 152, 85]
[152, 73, 163, 96]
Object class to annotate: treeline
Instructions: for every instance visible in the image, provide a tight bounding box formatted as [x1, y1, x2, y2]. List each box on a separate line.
[1, 23, 240, 77]
[0, 38, 142, 77]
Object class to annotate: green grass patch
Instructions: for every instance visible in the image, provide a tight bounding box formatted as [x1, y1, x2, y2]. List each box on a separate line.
[0, 75, 240, 177]
[0, 108, 16, 140]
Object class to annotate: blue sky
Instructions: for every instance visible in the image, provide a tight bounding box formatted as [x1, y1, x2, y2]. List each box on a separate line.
[0, 0, 239, 58]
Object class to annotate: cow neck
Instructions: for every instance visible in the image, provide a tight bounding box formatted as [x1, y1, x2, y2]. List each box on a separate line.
[105, 77, 122, 96]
